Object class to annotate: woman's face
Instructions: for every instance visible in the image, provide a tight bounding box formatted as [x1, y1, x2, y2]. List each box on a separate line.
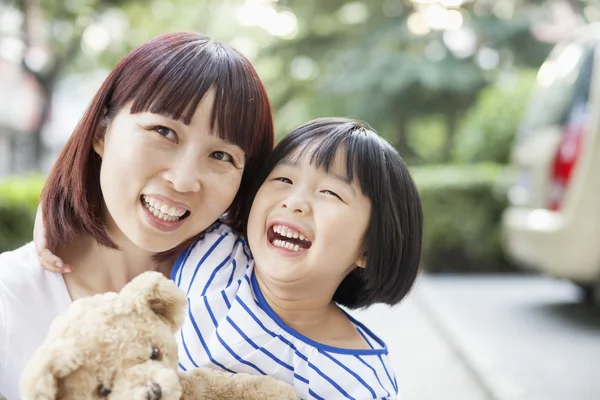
[94, 89, 245, 253]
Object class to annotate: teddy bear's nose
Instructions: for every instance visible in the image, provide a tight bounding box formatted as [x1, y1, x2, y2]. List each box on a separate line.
[146, 382, 162, 400]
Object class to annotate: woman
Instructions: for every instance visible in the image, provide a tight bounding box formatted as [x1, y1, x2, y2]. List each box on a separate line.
[0, 31, 273, 400]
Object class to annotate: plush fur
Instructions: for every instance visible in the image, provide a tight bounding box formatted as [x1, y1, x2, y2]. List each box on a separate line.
[20, 271, 298, 400]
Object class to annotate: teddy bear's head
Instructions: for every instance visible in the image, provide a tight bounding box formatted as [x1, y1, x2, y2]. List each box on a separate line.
[20, 271, 187, 400]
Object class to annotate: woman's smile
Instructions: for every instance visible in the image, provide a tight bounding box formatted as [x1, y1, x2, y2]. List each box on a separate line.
[139, 194, 191, 233]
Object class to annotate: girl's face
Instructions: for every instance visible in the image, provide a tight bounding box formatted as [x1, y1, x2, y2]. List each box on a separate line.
[247, 146, 372, 297]
[94, 89, 245, 253]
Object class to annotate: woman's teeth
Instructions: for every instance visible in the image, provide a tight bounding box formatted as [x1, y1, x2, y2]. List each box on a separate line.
[142, 195, 187, 222]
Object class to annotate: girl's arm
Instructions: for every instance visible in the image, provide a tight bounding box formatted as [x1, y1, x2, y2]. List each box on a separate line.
[33, 205, 72, 273]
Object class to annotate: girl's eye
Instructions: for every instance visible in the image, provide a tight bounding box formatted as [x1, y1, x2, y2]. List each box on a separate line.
[210, 151, 233, 163]
[322, 189, 342, 200]
[275, 177, 292, 184]
[155, 125, 178, 142]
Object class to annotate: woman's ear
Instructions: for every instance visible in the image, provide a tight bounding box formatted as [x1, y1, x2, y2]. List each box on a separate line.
[93, 107, 110, 157]
[92, 137, 105, 158]
[355, 251, 367, 269]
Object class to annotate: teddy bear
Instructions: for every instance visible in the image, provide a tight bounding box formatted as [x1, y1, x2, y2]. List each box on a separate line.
[19, 271, 298, 400]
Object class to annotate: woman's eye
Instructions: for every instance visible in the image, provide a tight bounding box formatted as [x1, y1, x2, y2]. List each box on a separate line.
[275, 177, 292, 184]
[154, 126, 177, 142]
[210, 151, 233, 163]
[322, 189, 342, 200]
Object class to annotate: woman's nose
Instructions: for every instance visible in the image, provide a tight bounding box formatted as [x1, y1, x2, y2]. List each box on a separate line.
[162, 156, 202, 193]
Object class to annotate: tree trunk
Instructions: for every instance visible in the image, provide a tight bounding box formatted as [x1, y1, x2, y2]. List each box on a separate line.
[30, 86, 51, 170]
[440, 111, 457, 163]
[394, 115, 421, 165]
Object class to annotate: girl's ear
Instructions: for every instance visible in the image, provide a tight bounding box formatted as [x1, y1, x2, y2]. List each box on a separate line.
[355, 251, 367, 269]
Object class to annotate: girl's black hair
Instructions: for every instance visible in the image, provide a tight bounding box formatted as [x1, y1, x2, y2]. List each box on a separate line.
[244, 117, 423, 308]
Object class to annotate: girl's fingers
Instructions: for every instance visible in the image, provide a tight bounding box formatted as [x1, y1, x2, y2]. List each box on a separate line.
[37, 249, 72, 273]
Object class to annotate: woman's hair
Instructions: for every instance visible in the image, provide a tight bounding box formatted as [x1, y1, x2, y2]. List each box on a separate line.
[244, 118, 423, 308]
[41, 31, 273, 261]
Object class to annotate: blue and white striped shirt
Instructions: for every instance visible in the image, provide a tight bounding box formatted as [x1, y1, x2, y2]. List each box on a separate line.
[172, 223, 399, 400]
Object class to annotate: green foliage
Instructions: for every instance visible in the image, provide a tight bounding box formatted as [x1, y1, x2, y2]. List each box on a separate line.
[406, 114, 449, 163]
[412, 163, 515, 272]
[452, 69, 539, 164]
[0, 176, 45, 252]
[264, 0, 549, 145]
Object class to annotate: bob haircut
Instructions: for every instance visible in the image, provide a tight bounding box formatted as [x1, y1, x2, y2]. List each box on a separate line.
[41, 32, 273, 261]
[244, 117, 423, 308]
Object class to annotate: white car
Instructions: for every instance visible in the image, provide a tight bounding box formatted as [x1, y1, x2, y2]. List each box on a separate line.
[502, 23, 600, 302]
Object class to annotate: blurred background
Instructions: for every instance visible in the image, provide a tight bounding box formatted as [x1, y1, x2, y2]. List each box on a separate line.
[0, 0, 598, 399]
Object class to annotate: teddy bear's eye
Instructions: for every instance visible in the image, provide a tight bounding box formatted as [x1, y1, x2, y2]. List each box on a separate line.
[96, 385, 111, 397]
[150, 346, 161, 360]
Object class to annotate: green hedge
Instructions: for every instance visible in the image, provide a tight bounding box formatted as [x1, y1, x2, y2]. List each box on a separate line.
[452, 69, 537, 164]
[412, 163, 516, 273]
[0, 175, 45, 252]
[0, 167, 514, 272]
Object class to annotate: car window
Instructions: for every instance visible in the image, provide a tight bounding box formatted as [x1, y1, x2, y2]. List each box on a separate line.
[517, 38, 596, 138]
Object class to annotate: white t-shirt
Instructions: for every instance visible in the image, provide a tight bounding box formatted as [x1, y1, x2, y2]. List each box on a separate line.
[0, 243, 72, 400]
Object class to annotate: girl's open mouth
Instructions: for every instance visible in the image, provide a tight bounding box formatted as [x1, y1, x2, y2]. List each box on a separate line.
[267, 224, 312, 252]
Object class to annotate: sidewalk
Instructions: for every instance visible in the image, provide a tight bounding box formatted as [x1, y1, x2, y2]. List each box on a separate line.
[350, 274, 492, 400]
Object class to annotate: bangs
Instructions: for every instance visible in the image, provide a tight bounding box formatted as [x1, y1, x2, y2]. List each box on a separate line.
[109, 32, 269, 157]
[279, 119, 387, 196]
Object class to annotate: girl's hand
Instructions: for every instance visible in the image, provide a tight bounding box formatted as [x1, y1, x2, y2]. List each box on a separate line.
[34, 205, 72, 273]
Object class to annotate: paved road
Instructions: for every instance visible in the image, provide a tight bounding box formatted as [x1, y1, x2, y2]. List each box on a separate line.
[351, 278, 492, 400]
[419, 274, 599, 400]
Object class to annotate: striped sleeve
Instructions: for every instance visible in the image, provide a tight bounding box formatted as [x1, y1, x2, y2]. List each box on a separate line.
[171, 223, 251, 296]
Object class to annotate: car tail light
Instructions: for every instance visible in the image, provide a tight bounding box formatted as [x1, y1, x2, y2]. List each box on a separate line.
[547, 123, 583, 210]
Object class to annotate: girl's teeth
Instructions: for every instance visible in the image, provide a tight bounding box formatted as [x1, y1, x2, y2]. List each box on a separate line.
[272, 225, 310, 243]
[272, 239, 303, 252]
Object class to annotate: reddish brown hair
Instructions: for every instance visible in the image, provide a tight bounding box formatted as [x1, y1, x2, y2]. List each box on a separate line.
[41, 32, 273, 262]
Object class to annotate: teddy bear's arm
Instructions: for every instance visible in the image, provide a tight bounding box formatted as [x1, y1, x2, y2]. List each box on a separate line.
[178, 368, 298, 400]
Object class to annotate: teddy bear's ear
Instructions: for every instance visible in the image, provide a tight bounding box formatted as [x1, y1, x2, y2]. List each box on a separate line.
[20, 339, 82, 400]
[120, 271, 187, 331]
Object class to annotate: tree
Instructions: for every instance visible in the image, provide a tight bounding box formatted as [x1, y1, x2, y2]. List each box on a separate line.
[6, 0, 143, 170]
[258, 0, 589, 163]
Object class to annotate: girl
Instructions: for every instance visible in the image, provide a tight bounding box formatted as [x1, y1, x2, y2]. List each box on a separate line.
[172, 118, 423, 399]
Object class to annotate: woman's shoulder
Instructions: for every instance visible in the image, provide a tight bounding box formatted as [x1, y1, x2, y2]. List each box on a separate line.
[0, 242, 43, 285]
[0, 242, 71, 309]
[0, 243, 72, 398]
